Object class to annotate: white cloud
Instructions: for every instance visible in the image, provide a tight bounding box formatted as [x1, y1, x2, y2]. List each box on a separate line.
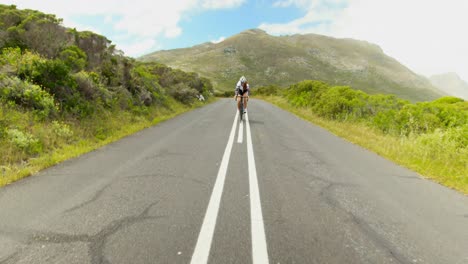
[62, 18, 103, 35]
[117, 39, 159, 57]
[104, 15, 113, 24]
[4, 0, 242, 57]
[261, 0, 468, 82]
[211, 36, 226, 44]
[273, 0, 345, 9]
[259, 6, 340, 35]
[261, 0, 345, 35]
[202, 0, 245, 9]
[6, 1, 196, 37]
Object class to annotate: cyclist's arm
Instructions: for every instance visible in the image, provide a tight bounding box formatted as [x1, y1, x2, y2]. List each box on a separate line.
[234, 86, 239, 98]
[235, 84, 243, 95]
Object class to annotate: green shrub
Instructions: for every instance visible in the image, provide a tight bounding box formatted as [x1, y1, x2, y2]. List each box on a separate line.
[61, 93, 97, 118]
[365, 94, 408, 115]
[286, 80, 329, 107]
[15, 50, 44, 80]
[73, 71, 98, 100]
[311, 86, 369, 120]
[0, 76, 57, 118]
[284, 79, 467, 137]
[0, 47, 22, 72]
[371, 100, 466, 136]
[51, 120, 73, 141]
[416, 125, 468, 150]
[6, 128, 42, 154]
[200, 77, 213, 96]
[169, 83, 198, 104]
[255, 85, 281, 96]
[433, 96, 464, 104]
[215, 90, 233, 97]
[372, 109, 399, 134]
[27, 59, 73, 91]
[9, 50, 75, 101]
[59, 45, 87, 72]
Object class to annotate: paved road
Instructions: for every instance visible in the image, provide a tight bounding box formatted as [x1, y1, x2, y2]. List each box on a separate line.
[0, 99, 467, 264]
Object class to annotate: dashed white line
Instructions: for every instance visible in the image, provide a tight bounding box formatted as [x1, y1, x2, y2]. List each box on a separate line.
[190, 111, 239, 264]
[246, 112, 270, 264]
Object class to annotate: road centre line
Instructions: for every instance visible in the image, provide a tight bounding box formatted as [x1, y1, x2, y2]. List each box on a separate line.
[246, 112, 270, 264]
[237, 119, 244, 143]
[190, 111, 239, 264]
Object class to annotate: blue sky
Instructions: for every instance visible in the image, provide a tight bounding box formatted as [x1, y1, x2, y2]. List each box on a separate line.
[65, 1, 309, 52]
[4, 0, 468, 81]
[160, 2, 305, 50]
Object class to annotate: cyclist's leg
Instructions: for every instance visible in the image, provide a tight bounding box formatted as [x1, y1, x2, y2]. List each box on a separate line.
[244, 96, 248, 111]
[237, 96, 241, 110]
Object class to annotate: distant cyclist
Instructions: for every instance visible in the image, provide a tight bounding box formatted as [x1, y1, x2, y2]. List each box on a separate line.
[234, 76, 249, 113]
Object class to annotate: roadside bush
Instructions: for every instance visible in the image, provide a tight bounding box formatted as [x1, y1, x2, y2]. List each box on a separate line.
[51, 120, 73, 141]
[365, 94, 408, 116]
[26, 59, 73, 91]
[416, 125, 468, 150]
[0, 76, 57, 119]
[73, 71, 112, 106]
[61, 93, 98, 118]
[9, 50, 76, 102]
[373, 101, 468, 136]
[256, 85, 281, 96]
[73, 71, 98, 100]
[215, 90, 233, 97]
[311, 86, 368, 120]
[169, 83, 198, 104]
[131, 64, 166, 106]
[286, 80, 329, 107]
[200, 77, 214, 96]
[433, 96, 464, 104]
[6, 128, 42, 154]
[284, 80, 467, 136]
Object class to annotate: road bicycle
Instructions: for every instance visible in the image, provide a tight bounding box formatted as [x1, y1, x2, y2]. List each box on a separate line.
[236, 95, 248, 121]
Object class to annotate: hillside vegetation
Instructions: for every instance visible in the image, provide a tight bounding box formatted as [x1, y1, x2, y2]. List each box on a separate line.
[0, 5, 213, 186]
[141, 29, 444, 102]
[256, 82, 467, 193]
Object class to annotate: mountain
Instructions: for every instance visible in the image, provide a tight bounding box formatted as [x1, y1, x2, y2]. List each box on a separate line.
[140, 29, 444, 102]
[429, 73, 468, 100]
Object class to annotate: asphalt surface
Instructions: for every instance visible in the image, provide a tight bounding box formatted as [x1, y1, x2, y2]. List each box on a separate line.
[0, 98, 467, 264]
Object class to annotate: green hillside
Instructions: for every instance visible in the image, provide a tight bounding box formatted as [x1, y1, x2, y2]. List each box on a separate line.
[141, 29, 445, 102]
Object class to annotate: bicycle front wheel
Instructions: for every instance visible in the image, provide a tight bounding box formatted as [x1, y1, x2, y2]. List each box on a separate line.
[239, 101, 244, 121]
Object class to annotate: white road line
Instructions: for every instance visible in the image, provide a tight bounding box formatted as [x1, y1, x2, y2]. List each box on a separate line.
[190, 111, 239, 264]
[245, 112, 270, 264]
[237, 119, 244, 143]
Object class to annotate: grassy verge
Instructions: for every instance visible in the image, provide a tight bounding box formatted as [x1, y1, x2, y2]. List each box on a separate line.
[258, 95, 467, 194]
[0, 98, 216, 187]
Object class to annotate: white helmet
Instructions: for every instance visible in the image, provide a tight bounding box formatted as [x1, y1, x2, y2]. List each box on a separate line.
[240, 76, 247, 84]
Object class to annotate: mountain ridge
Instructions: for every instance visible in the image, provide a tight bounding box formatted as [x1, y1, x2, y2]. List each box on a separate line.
[429, 72, 468, 100]
[140, 28, 445, 102]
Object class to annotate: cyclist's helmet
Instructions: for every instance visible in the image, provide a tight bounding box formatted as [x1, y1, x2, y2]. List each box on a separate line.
[240, 76, 247, 84]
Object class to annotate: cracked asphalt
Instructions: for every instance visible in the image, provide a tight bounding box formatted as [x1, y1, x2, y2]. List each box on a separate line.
[1, 99, 467, 264]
